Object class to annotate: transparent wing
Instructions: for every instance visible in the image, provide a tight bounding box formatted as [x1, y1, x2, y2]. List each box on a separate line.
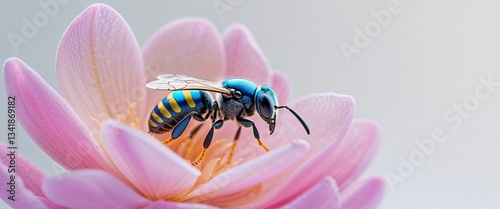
[147, 74, 231, 95]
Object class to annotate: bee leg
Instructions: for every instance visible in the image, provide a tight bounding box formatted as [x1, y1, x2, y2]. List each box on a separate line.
[162, 138, 174, 146]
[209, 102, 219, 122]
[193, 119, 224, 166]
[226, 126, 242, 166]
[192, 128, 212, 166]
[149, 131, 172, 145]
[172, 115, 192, 139]
[237, 118, 270, 152]
[204, 103, 217, 120]
[193, 113, 205, 122]
[192, 149, 206, 166]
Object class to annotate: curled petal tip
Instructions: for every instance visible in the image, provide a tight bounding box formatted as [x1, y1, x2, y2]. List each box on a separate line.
[292, 139, 310, 151]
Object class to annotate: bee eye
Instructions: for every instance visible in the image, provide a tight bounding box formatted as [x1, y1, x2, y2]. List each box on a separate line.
[258, 93, 274, 119]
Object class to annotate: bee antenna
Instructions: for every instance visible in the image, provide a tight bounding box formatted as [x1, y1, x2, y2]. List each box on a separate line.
[275, 106, 310, 135]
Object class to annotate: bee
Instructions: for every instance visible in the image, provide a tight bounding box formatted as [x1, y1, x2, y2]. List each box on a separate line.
[147, 74, 310, 166]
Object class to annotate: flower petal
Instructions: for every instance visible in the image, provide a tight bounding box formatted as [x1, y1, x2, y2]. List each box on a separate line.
[142, 18, 225, 123]
[281, 177, 340, 209]
[329, 120, 382, 188]
[57, 3, 146, 137]
[340, 177, 385, 209]
[223, 25, 272, 85]
[270, 71, 291, 104]
[144, 201, 219, 209]
[3, 58, 106, 170]
[0, 163, 51, 209]
[209, 27, 286, 147]
[102, 120, 200, 200]
[237, 93, 354, 157]
[142, 18, 225, 80]
[232, 94, 355, 208]
[43, 170, 151, 209]
[185, 140, 309, 204]
[0, 142, 45, 198]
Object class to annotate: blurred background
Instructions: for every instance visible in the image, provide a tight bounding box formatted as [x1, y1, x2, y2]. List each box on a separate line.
[1, 0, 500, 208]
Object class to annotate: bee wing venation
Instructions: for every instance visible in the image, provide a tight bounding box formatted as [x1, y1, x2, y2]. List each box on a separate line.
[156, 74, 194, 81]
[148, 74, 231, 94]
[146, 80, 186, 90]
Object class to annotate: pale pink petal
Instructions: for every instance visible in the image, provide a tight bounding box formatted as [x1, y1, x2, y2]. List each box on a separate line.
[3, 58, 106, 170]
[0, 142, 45, 198]
[142, 19, 225, 124]
[259, 94, 355, 205]
[224, 25, 272, 85]
[144, 201, 219, 209]
[329, 120, 382, 188]
[281, 177, 340, 209]
[43, 170, 150, 209]
[57, 4, 146, 137]
[187, 25, 281, 146]
[39, 197, 65, 209]
[270, 71, 292, 104]
[234, 93, 354, 161]
[102, 120, 200, 200]
[0, 163, 51, 209]
[232, 94, 355, 208]
[142, 18, 225, 80]
[185, 140, 309, 204]
[340, 177, 385, 209]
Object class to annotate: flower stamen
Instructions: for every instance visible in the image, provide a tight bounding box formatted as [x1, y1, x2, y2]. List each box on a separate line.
[90, 103, 141, 165]
[226, 139, 237, 166]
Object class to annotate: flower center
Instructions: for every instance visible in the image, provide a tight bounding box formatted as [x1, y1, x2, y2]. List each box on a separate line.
[90, 103, 141, 166]
[164, 130, 269, 204]
[167, 131, 241, 171]
[162, 127, 246, 197]
[90, 103, 257, 202]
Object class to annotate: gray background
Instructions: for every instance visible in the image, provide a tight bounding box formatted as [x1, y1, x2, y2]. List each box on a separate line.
[1, 0, 500, 208]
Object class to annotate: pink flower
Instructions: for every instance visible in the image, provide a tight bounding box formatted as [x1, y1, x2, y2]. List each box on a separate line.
[2, 3, 384, 209]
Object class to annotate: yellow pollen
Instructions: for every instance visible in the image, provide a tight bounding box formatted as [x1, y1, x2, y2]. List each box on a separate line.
[160, 125, 259, 202]
[90, 103, 142, 164]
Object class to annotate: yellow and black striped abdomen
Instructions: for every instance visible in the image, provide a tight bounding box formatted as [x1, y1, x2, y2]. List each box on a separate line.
[149, 90, 213, 134]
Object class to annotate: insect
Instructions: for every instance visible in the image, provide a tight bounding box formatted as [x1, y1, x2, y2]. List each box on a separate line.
[147, 74, 310, 166]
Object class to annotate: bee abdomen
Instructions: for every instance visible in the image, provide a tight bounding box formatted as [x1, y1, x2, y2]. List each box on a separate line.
[148, 90, 212, 134]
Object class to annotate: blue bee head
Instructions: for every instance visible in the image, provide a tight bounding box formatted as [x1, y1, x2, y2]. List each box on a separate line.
[224, 79, 310, 136]
[255, 85, 279, 134]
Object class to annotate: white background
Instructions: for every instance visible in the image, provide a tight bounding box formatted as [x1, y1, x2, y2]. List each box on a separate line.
[1, 1, 500, 208]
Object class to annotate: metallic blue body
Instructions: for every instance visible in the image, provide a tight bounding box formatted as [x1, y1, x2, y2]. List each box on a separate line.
[222, 79, 258, 97]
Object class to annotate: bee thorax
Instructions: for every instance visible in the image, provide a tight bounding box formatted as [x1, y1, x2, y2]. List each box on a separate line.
[217, 99, 244, 120]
